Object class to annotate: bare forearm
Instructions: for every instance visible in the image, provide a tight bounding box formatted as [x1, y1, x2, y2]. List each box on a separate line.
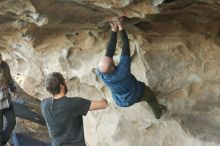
[89, 98, 108, 111]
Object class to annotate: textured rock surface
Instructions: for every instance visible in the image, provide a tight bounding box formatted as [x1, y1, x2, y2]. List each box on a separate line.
[0, 0, 220, 145]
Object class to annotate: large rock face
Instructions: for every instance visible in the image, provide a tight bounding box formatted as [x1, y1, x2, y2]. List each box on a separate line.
[0, 0, 220, 145]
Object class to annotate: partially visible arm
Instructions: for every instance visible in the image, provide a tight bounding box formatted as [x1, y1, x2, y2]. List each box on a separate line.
[89, 98, 108, 111]
[120, 29, 130, 56]
[71, 97, 107, 116]
[117, 21, 131, 70]
[105, 31, 117, 58]
[105, 20, 118, 58]
[3, 62, 16, 93]
[118, 17, 130, 57]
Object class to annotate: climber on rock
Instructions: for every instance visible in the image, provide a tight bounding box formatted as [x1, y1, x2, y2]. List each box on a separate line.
[96, 16, 166, 119]
[41, 72, 108, 146]
[0, 53, 17, 146]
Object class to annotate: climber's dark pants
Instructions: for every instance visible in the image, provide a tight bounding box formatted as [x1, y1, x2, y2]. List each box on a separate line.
[0, 105, 16, 145]
[139, 86, 162, 119]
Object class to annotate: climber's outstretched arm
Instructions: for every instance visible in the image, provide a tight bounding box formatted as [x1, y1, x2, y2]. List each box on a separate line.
[118, 17, 130, 57]
[105, 19, 118, 58]
[89, 98, 108, 111]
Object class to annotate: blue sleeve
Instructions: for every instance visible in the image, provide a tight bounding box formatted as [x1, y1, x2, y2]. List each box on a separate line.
[95, 68, 101, 76]
[95, 68, 103, 79]
[117, 55, 131, 74]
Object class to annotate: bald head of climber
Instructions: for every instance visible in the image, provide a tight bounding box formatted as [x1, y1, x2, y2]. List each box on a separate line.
[98, 56, 115, 74]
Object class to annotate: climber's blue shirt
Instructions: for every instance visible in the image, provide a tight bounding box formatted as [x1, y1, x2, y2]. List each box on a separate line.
[96, 55, 145, 107]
